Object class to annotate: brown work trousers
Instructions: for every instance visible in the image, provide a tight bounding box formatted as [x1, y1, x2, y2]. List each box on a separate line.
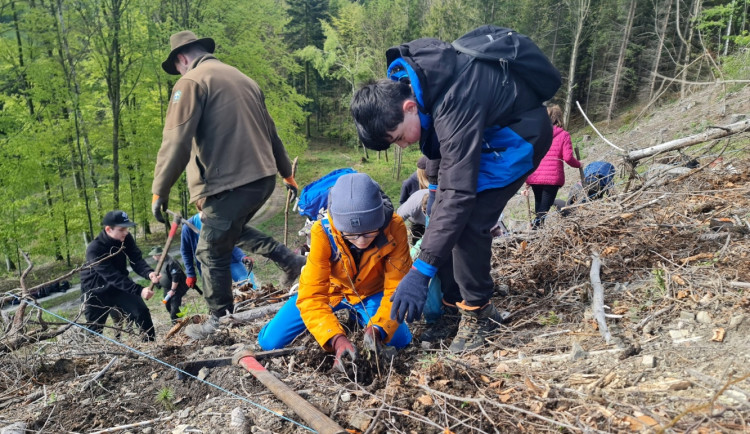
[196, 176, 279, 316]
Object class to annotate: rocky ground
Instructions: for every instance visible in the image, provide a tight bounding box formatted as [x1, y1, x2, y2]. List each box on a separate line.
[1, 84, 750, 433]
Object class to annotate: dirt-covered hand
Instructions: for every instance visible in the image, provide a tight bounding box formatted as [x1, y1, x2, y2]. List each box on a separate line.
[330, 334, 357, 373]
[390, 267, 430, 323]
[363, 326, 383, 353]
[151, 194, 168, 223]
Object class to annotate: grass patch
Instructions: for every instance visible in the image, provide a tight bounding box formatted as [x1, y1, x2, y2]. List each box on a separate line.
[294, 141, 423, 201]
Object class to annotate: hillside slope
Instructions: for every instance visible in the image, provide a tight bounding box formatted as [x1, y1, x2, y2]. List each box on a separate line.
[1, 84, 749, 433]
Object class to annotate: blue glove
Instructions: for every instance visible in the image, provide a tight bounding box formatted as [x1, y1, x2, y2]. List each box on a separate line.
[391, 265, 432, 323]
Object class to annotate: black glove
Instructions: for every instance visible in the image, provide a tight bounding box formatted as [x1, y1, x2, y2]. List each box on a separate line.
[241, 256, 254, 273]
[390, 267, 431, 323]
[151, 194, 168, 223]
[283, 177, 298, 202]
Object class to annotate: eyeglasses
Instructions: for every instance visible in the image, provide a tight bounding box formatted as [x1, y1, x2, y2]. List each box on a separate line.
[341, 230, 379, 241]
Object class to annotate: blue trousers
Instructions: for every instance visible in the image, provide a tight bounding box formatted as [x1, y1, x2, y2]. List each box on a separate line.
[258, 292, 412, 350]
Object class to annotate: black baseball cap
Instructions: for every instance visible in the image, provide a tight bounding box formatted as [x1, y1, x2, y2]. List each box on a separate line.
[102, 210, 136, 228]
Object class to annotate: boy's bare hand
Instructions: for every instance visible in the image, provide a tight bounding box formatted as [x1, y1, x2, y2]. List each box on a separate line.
[141, 287, 155, 300]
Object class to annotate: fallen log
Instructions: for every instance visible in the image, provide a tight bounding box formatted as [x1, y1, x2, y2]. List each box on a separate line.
[221, 301, 285, 324]
[626, 118, 750, 163]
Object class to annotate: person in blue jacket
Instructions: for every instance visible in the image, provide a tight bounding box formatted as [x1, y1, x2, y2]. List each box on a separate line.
[181, 212, 256, 290]
[351, 29, 555, 352]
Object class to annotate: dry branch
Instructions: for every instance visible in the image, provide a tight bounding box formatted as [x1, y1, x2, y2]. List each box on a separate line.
[81, 356, 118, 391]
[85, 415, 174, 434]
[221, 301, 285, 324]
[575, 101, 625, 152]
[2, 245, 124, 354]
[419, 385, 591, 433]
[626, 118, 750, 162]
[590, 253, 611, 344]
[651, 71, 750, 86]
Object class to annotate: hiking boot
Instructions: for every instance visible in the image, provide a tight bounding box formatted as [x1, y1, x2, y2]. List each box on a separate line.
[184, 315, 221, 340]
[448, 302, 503, 353]
[420, 304, 460, 343]
[268, 244, 306, 288]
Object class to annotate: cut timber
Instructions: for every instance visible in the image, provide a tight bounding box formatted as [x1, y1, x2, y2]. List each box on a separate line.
[626, 118, 750, 162]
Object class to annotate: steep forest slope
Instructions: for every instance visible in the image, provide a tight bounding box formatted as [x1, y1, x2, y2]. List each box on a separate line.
[1, 83, 750, 433]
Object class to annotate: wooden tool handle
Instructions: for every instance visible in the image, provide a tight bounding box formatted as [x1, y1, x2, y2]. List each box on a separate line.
[147, 214, 181, 292]
[574, 146, 585, 185]
[236, 353, 346, 434]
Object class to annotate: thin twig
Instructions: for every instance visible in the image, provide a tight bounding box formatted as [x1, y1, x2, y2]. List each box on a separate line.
[85, 415, 174, 434]
[81, 356, 118, 391]
[419, 384, 593, 433]
[575, 101, 625, 152]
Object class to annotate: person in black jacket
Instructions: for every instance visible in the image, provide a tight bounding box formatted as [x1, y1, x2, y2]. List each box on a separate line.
[80, 210, 161, 341]
[351, 31, 554, 352]
[149, 246, 189, 324]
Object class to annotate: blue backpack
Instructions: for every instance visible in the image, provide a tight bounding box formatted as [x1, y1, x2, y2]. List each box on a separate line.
[583, 161, 615, 198]
[298, 168, 357, 220]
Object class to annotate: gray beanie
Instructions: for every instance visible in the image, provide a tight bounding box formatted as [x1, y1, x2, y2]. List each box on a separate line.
[328, 173, 385, 234]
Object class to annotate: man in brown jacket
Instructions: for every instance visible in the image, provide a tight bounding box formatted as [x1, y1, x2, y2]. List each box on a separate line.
[152, 31, 306, 339]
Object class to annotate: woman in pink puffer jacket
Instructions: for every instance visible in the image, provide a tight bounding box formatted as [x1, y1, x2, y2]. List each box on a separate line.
[524, 105, 581, 227]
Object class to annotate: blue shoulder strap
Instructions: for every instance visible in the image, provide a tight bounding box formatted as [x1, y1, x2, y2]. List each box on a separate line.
[387, 58, 433, 130]
[320, 217, 340, 262]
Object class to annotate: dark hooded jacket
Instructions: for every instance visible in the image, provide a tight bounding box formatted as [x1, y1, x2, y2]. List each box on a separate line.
[81, 230, 154, 296]
[155, 254, 189, 298]
[386, 38, 549, 267]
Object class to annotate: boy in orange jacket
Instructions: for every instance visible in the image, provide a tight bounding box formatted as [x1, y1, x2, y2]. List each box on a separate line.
[258, 173, 412, 371]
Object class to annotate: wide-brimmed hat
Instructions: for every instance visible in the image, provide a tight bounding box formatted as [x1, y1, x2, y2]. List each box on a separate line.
[148, 246, 164, 256]
[162, 30, 215, 75]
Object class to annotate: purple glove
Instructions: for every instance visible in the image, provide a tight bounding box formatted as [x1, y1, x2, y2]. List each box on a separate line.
[390, 266, 431, 323]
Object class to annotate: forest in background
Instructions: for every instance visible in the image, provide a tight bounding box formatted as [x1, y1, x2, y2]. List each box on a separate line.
[1, 0, 749, 270]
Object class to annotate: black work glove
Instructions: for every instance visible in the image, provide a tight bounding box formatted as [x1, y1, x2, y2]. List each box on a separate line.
[390, 267, 431, 323]
[283, 177, 299, 202]
[151, 194, 168, 223]
[241, 256, 254, 273]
